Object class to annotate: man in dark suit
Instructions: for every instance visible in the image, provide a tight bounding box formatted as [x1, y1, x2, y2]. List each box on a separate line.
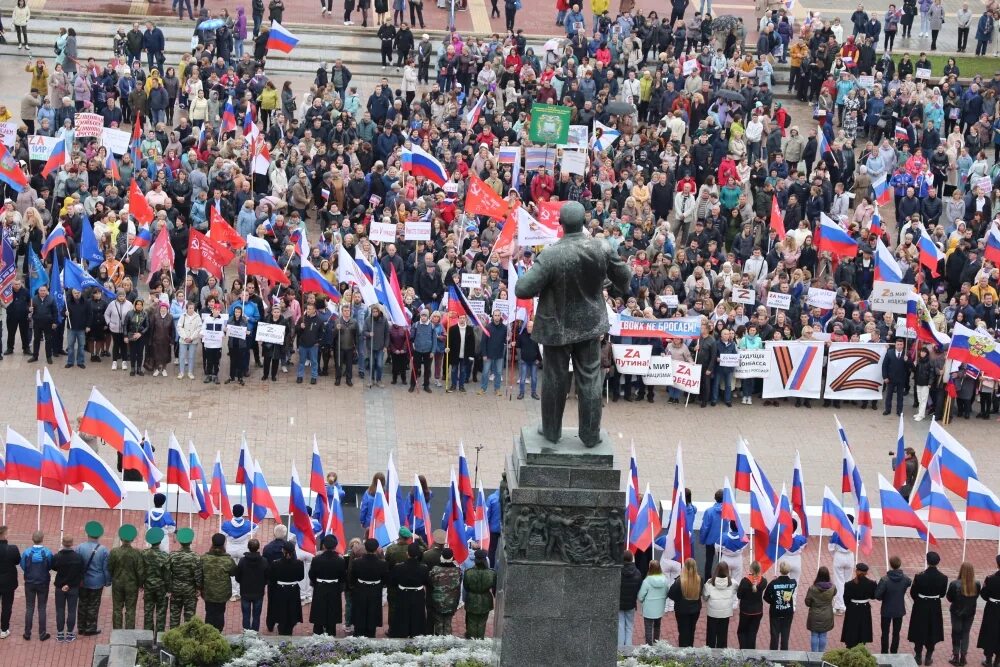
[514, 201, 631, 447]
[29, 284, 58, 364]
[882, 338, 910, 416]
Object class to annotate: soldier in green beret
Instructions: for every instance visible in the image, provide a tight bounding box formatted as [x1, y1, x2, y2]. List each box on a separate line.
[108, 524, 146, 630]
[75, 521, 110, 637]
[201, 533, 237, 631]
[166, 528, 203, 628]
[141, 528, 170, 635]
[462, 549, 496, 639]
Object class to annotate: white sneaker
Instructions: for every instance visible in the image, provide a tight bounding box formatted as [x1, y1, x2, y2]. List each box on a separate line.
[178, 372, 184, 379]
[281, 365, 288, 373]
[122, 361, 129, 370]
[152, 369, 159, 377]
[914, 415, 925, 421]
[746, 397, 752, 405]
[112, 361, 118, 370]
[188, 372, 195, 380]
[0, 629, 8, 639]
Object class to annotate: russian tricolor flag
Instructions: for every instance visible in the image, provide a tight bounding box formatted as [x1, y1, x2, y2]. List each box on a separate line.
[327, 480, 347, 554]
[166, 433, 191, 493]
[627, 442, 640, 523]
[948, 322, 1000, 381]
[105, 152, 121, 181]
[734, 437, 777, 504]
[821, 486, 857, 551]
[188, 441, 214, 519]
[985, 226, 1000, 265]
[41, 138, 67, 178]
[266, 21, 300, 53]
[464, 94, 486, 128]
[369, 478, 393, 548]
[235, 435, 254, 502]
[65, 434, 126, 509]
[628, 484, 662, 553]
[874, 238, 904, 283]
[921, 456, 964, 539]
[246, 235, 290, 285]
[133, 226, 153, 249]
[750, 470, 779, 571]
[444, 467, 471, 563]
[251, 458, 282, 522]
[458, 443, 475, 528]
[721, 476, 746, 541]
[411, 473, 431, 536]
[385, 452, 403, 537]
[40, 430, 71, 491]
[40, 225, 68, 260]
[872, 175, 892, 207]
[878, 473, 930, 540]
[210, 451, 234, 522]
[122, 430, 162, 493]
[837, 417, 873, 553]
[5, 426, 43, 486]
[401, 144, 449, 187]
[300, 259, 341, 303]
[474, 483, 490, 552]
[917, 235, 944, 277]
[815, 213, 858, 258]
[893, 415, 907, 491]
[906, 292, 951, 348]
[966, 478, 1000, 528]
[310, 436, 329, 533]
[219, 97, 237, 137]
[79, 387, 142, 453]
[920, 419, 978, 497]
[289, 463, 317, 554]
[662, 445, 692, 563]
[37, 368, 73, 449]
[791, 450, 810, 537]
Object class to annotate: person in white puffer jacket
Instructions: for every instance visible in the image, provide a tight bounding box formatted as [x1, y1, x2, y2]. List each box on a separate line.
[175, 301, 203, 379]
[702, 562, 737, 648]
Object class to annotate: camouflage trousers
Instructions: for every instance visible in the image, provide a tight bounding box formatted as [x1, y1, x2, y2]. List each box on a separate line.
[111, 585, 139, 629]
[77, 587, 104, 633]
[431, 611, 454, 636]
[168, 591, 198, 628]
[465, 612, 488, 639]
[143, 588, 168, 635]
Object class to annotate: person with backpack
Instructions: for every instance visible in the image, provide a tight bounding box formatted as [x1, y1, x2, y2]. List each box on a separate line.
[19, 530, 53, 641]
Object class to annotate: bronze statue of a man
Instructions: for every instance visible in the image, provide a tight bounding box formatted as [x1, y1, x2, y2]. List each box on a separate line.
[514, 201, 631, 447]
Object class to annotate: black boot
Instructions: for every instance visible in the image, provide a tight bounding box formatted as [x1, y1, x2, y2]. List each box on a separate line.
[926, 650, 935, 665]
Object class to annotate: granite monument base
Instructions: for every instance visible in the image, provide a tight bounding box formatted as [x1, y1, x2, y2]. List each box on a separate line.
[493, 426, 626, 667]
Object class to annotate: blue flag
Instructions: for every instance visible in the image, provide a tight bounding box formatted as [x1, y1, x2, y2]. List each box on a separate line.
[50, 251, 65, 325]
[27, 246, 48, 295]
[0, 236, 15, 305]
[79, 214, 104, 268]
[63, 259, 115, 298]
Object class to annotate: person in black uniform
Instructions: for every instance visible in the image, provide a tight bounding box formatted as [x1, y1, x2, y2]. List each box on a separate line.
[266, 542, 304, 635]
[842, 563, 877, 648]
[388, 543, 429, 638]
[909, 551, 949, 665]
[309, 535, 347, 636]
[946, 562, 981, 667]
[882, 338, 911, 416]
[977, 555, 1000, 667]
[350, 538, 389, 638]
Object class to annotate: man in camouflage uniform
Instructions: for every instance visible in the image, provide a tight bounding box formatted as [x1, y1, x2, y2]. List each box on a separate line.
[166, 528, 203, 628]
[141, 528, 170, 635]
[462, 549, 496, 639]
[200, 533, 236, 631]
[427, 547, 462, 635]
[108, 524, 146, 629]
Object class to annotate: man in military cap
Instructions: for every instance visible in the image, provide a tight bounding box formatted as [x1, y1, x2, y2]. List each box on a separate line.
[75, 521, 110, 636]
[383, 526, 412, 628]
[388, 542, 429, 638]
[308, 534, 347, 636]
[146, 493, 177, 553]
[201, 533, 237, 631]
[141, 527, 170, 635]
[428, 547, 462, 635]
[108, 524, 145, 629]
[167, 528, 203, 628]
[462, 548, 495, 639]
[267, 541, 305, 635]
[350, 538, 389, 638]
[421, 529, 447, 633]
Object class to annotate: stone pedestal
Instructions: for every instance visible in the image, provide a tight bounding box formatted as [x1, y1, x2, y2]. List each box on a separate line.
[493, 426, 625, 667]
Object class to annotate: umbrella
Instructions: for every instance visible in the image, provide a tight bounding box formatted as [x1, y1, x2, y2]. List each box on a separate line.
[543, 37, 565, 52]
[604, 100, 635, 116]
[714, 89, 746, 103]
[198, 18, 225, 31]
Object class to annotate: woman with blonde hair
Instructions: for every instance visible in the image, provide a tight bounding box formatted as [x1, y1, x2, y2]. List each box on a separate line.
[946, 562, 981, 666]
[668, 558, 702, 647]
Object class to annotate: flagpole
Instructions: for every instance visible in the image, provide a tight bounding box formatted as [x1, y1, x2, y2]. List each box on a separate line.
[962, 518, 968, 562]
[59, 485, 68, 540]
[925, 518, 931, 555]
[816, 526, 823, 569]
[37, 484, 42, 531]
[1, 478, 6, 525]
[774, 522, 781, 575]
[882, 520, 889, 570]
[854, 525, 860, 566]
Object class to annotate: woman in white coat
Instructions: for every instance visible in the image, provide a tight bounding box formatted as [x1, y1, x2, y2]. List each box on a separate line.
[702, 561, 737, 648]
[176, 301, 203, 379]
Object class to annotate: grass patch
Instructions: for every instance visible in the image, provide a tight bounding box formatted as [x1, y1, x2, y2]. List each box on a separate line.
[902, 54, 1000, 80]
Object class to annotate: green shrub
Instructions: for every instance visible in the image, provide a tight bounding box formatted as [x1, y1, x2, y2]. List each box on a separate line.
[161, 617, 232, 666]
[822, 645, 879, 667]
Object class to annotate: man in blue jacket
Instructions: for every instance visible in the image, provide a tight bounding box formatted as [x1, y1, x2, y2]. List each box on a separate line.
[20, 529, 53, 641]
[478, 310, 509, 396]
[142, 21, 166, 73]
[75, 521, 111, 637]
[486, 489, 502, 566]
[698, 490, 723, 584]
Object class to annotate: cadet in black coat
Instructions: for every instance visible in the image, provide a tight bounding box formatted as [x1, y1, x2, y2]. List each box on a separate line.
[388, 543, 430, 638]
[841, 564, 877, 647]
[309, 535, 347, 635]
[977, 555, 1000, 664]
[909, 551, 950, 665]
[0, 526, 21, 636]
[266, 542, 305, 635]
[350, 538, 389, 638]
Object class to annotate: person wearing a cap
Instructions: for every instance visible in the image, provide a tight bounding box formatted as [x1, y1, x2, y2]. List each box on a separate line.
[140, 528, 170, 635]
[166, 528, 203, 629]
[910, 551, 949, 665]
[841, 562, 876, 648]
[108, 524, 144, 630]
[201, 533, 237, 631]
[145, 492, 176, 553]
[387, 542, 429, 638]
[309, 534, 347, 635]
[75, 521, 110, 637]
[350, 538, 389, 638]
[462, 549, 495, 639]
[427, 547, 462, 635]
[978, 555, 1000, 666]
[50, 533, 84, 642]
[267, 541, 305, 635]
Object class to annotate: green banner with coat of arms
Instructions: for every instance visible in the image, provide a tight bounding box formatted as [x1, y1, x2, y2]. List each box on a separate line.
[528, 103, 571, 145]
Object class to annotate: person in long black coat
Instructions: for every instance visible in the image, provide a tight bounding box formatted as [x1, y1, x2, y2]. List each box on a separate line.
[266, 542, 305, 635]
[909, 551, 949, 665]
[350, 538, 389, 638]
[388, 543, 429, 638]
[841, 563, 877, 648]
[978, 555, 1000, 666]
[309, 535, 347, 635]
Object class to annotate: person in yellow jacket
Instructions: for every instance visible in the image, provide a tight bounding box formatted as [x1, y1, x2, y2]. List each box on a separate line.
[257, 81, 280, 131]
[591, 0, 609, 17]
[0, 106, 12, 124]
[25, 59, 49, 98]
[144, 68, 164, 95]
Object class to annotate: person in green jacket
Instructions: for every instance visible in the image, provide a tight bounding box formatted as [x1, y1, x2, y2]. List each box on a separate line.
[638, 561, 669, 644]
[462, 549, 496, 639]
[108, 524, 146, 630]
[141, 528, 170, 635]
[166, 528, 203, 628]
[201, 533, 237, 631]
